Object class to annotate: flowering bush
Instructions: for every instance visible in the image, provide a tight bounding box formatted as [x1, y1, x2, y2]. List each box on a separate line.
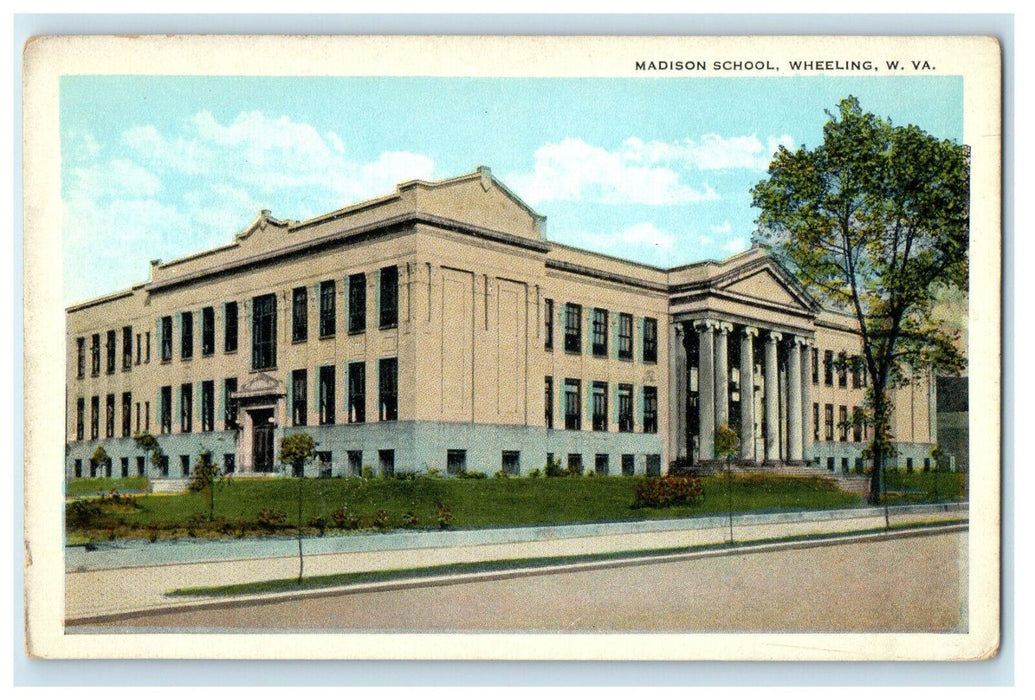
[632, 475, 704, 509]
[373, 509, 391, 529]
[436, 502, 453, 529]
[256, 508, 287, 531]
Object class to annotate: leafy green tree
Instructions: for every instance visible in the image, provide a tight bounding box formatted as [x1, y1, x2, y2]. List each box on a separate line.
[278, 432, 317, 583]
[714, 423, 740, 460]
[751, 96, 968, 504]
[187, 449, 222, 521]
[133, 432, 163, 474]
[89, 444, 110, 478]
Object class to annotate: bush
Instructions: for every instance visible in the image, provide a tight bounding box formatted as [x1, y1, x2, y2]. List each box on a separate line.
[256, 508, 287, 531]
[493, 469, 510, 479]
[566, 461, 584, 477]
[373, 510, 391, 529]
[528, 468, 543, 479]
[66, 499, 103, 528]
[308, 515, 328, 536]
[401, 511, 419, 526]
[632, 475, 705, 509]
[361, 465, 374, 479]
[544, 458, 565, 478]
[425, 468, 442, 479]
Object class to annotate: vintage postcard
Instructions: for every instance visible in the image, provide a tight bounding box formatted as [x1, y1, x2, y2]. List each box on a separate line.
[23, 34, 1000, 661]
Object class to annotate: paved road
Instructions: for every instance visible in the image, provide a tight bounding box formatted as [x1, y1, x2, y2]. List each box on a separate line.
[83, 530, 967, 633]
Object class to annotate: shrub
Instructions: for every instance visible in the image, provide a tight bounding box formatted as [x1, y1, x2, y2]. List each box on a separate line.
[307, 515, 328, 536]
[566, 461, 584, 477]
[361, 465, 374, 479]
[66, 498, 103, 528]
[425, 468, 442, 479]
[632, 475, 705, 509]
[401, 511, 419, 526]
[256, 508, 287, 531]
[544, 458, 564, 478]
[373, 510, 391, 529]
[436, 502, 453, 529]
[493, 469, 510, 479]
[528, 468, 543, 479]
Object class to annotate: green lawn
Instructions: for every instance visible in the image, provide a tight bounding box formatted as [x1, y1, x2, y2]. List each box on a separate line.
[65, 476, 149, 497]
[879, 469, 968, 504]
[66, 473, 863, 542]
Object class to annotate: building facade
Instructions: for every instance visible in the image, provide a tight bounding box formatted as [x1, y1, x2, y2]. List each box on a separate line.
[64, 167, 936, 480]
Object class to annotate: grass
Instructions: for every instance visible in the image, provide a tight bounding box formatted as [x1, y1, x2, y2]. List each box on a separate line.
[879, 469, 968, 504]
[66, 473, 864, 542]
[167, 518, 968, 597]
[65, 476, 149, 497]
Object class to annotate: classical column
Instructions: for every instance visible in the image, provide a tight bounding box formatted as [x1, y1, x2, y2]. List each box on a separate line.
[801, 340, 814, 463]
[668, 322, 688, 462]
[739, 326, 758, 461]
[714, 322, 732, 430]
[695, 320, 716, 461]
[764, 331, 782, 463]
[787, 337, 804, 462]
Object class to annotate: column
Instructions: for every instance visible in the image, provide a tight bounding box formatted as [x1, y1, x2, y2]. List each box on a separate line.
[801, 341, 814, 463]
[695, 320, 716, 461]
[739, 326, 757, 461]
[668, 322, 688, 462]
[714, 322, 732, 429]
[787, 337, 803, 462]
[764, 331, 782, 462]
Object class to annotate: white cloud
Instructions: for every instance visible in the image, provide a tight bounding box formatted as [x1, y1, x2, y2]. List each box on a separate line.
[577, 222, 676, 252]
[622, 134, 795, 171]
[711, 221, 732, 235]
[723, 237, 749, 254]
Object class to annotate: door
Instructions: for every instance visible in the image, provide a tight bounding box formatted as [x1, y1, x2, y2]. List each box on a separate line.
[252, 408, 275, 472]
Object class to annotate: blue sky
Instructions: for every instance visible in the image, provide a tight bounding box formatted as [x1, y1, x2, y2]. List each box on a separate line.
[60, 75, 963, 304]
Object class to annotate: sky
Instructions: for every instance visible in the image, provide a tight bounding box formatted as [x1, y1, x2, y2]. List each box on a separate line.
[60, 75, 963, 304]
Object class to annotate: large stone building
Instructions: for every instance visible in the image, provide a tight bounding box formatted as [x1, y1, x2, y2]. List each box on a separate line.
[64, 167, 937, 481]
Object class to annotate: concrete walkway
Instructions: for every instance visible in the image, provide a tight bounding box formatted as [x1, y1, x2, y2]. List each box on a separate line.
[66, 503, 966, 623]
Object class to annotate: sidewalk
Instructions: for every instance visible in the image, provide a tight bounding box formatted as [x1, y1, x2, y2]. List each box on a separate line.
[66, 503, 966, 623]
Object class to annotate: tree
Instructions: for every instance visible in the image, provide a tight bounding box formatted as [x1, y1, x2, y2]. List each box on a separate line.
[751, 96, 968, 504]
[90, 444, 110, 478]
[133, 432, 163, 475]
[714, 423, 740, 543]
[278, 432, 316, 584]
[187, 449, 222, 522]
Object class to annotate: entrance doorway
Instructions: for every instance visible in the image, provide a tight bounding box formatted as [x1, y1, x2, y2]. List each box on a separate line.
[251, 408, 275, 472]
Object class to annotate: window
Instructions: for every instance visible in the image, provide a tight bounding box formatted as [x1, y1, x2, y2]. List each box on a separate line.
[618, 313, 633, 360]
[812, 349, 819, 384]
[251, 293, 277, 370]
[564, 303, 582, 353]
[201, 381, 214, 432]
[121, 392, 131, 437]
[223, 454, 235, 474]
[202, 307, 215, 355]
[105, 394, 115, 438]
[837, 352, 848, 387]
[136, 456, 145, 476]
[564, 379, 581, 430]
[348, 362, 366, 423]
[160, 388, 172, 433]
[594, 454, 610, 476]
[852, 406, 863, 442]
[76, 338, 85, 378]
[121, 457, 129, 478]
[292, 286, 308, 342]
[643, 317, 658, 363]
[447, 449, 467, 475]
[348, 273, 366, 333]
[823, 350, 834, 386]
[567, 453, 583, 475]
[826, 457, 835, 471]
[378, 450, 395, 478]
[91, 333, 101, 374]
[643, 386, 658, 434]
[90, 396, 99, 439]
[292, 369, 308, 426]
[592, 381, 608, 431]
[135, 402, 140, 434]
[106, 330, 116, 374]
[320, 280, 336, 337]
[544, 376, 554, 429]
[379, 265, 399, 329]
[379, 358, 398, 421]
[839, 405, 848, 441]
[842, 457, 850, 474]
[621, 454, 635, 476]
[502, 451, 520, 476]
[544, 298, 554, 350]
[75, 398, 84, 441]
[180, 455, 190, 477]
[144, 400, 150, 432]
[224, 378, 238, 430]
[161, 317, 172, 361]
[646, 454, 662, 476]
[157, 455, 169, 477]
[145, 331, 151, 363]
[122, 326, 132, 370]
[591, 308, 608, 356]
[319, 365, 335, 425]
[224, 301, 238, 353]
[180, 383, 192, 433]
[824, 403, 834, 441]
[813, 402, 820, 441]
[317, 451, 333, 478]
[180, 312, 193, 360]
[618, 384, 634, 432]
[135, 333, 141, 365]
[348, 451, 362, 477]
[74, 459, 82, 478]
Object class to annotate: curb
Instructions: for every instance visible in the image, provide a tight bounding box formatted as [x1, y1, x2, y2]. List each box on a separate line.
[66, 520, 968, 627]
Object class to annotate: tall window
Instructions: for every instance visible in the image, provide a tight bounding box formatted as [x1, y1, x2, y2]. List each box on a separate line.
[618, 313, 634, 360]
[544, 376, 554, 429]
[159, 387, 171, 434]
[161, 317, 172, 362]
[105, 394, 115, 437]
[319, 365, 335, 425]
[592, 381, 608, 431]
[180, 312, 193, 360]
[292, 287, 308, 342]
[201, 307, 215, 355]
[618, 383, 634, 432]
[75, 397, 84, 441]
[180, 383, 192, 433]
[106, 330, 116, 374]
[643, 386, 658, 433]
[145, 331, 151, 363]
[824, 403, 834, 441]
[852, 406, 863, 441]
[91, 333, 101, 374]
[348, 362, 366, 423]
[564, 303, 582, 353]
[224, 301, 238, 353]
[251, 293, 277, 370]
[223, 378, 238, 430]
[812, 349, 819, 384]
[122, 326, 133, 370]
[564, 379, 581, 430]
[201, 381, 214, 432]
[135, 333, 141, 364]
[90, 396, 99, 439]
[591, 308, 608, 357]
[838, 405, 848, 441]
[643, 317, 658, 363]
[379, 357, 398, 421]
[851, 356, 862, 388]
[292, 369, 308, 426]
[837, 352, 848, 387]
[121, 392, 131, 437]
[348, 273, 366, 333]
[544, 298, 554, 351]
[823, 350, 834, 386]
[813, 402, 820, 441]
[319, 280, 336, 337]
[379, 265, 398, 329]
[76, 338, 85, 378]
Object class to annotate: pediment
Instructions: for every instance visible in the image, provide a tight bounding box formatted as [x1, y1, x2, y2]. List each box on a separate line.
[723, 268, 800, 306]
[235, 372, 285, 397]
[705, 255, 820, 315]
